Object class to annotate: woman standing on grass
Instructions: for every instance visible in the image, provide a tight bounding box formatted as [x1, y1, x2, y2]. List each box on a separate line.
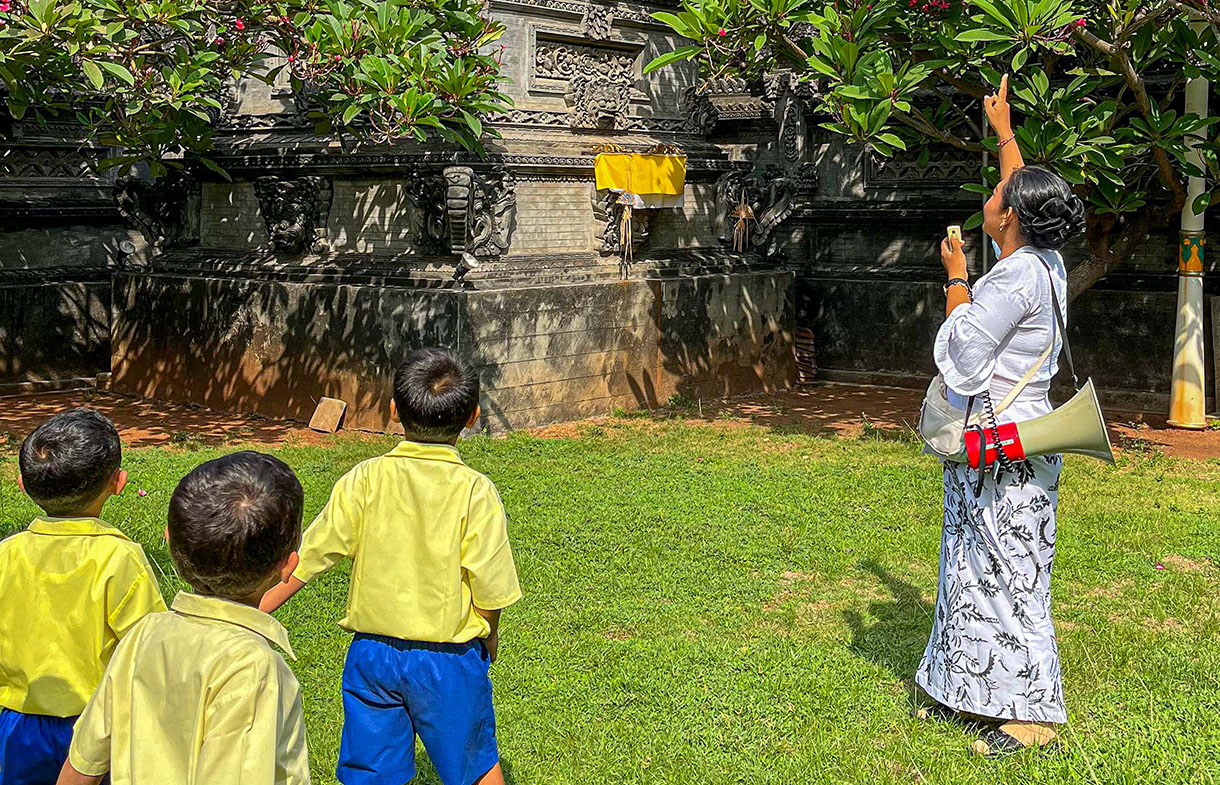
[915, 75, 1086, 757]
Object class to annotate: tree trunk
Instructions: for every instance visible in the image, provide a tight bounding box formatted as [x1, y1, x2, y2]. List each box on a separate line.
[1067, 252, 1114, 302]
[1068, 204, 1174, 302]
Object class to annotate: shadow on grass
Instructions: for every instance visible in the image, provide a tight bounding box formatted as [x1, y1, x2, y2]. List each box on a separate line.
[843, 559, 934, 704]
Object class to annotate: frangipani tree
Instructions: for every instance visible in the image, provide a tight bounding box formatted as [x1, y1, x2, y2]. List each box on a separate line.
[648, 0, 1220, 299]
[0, 0, 509, 177]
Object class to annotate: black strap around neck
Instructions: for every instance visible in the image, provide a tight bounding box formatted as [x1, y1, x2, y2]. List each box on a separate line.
[1036, 255, 1078, 390]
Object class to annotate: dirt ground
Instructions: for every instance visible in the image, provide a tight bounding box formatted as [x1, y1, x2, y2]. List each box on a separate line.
[2, 384, 1218, 460]
[0, 390, 320, 449]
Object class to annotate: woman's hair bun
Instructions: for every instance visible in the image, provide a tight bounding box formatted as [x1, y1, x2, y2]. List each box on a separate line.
[1002, 167, 1087, 250]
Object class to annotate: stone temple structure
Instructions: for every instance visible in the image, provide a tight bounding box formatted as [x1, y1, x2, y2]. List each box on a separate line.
[2, 0, 1216, 426]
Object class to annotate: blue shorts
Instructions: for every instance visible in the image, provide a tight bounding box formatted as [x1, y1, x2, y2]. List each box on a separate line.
[338, 635, 499, 785]
[0, 708, 75, 785]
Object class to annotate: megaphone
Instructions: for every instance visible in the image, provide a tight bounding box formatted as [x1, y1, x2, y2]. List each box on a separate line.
[965, 379, 1115, 471]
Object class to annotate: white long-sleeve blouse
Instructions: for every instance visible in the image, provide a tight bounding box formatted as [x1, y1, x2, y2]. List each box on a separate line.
[934, 246, 1068, 423]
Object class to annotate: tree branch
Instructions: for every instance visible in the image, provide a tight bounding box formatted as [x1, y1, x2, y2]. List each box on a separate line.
[894, 110, 983, 153]
[1167, 1, 1220, 27]
[1073, 27, 1187, 208]
[931, 68, 987, 100]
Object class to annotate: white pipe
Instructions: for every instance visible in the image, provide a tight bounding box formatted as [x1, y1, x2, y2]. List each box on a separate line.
[1168, 20, 1209, 428]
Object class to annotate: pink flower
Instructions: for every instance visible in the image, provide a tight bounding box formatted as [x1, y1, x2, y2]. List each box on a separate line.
[1155, 562, 1165, 570]
[718, 28, 726, 36]
[334, 54, 341, 61]
[214, 36, 225, 45]
[287, 54, 296, 62]
[234, 18, 245, 31]
[1075, 18, 1086, 27]
[138, 489, 148, 497]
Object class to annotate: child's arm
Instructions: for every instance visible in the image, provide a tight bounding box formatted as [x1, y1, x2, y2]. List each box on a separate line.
[56, 761, 104, 785]
[259, 576, 307, 614]
[475, 606, 502, 662]
[266, 468, 366, 614]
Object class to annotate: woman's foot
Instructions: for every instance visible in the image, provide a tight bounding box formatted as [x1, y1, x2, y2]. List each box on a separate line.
[971, 723, 1059, 758]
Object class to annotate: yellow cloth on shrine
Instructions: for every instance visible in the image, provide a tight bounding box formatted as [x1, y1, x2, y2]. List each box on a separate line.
[594, 153, 686, 196]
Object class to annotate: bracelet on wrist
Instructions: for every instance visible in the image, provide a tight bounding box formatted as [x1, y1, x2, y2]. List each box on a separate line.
[944, 278, 972, 297]
[997, 134, 1016, 149]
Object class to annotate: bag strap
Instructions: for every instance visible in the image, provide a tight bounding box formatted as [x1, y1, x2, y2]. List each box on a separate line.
[1037, 256, 1078, 390]
[994, 341, 1055, 414]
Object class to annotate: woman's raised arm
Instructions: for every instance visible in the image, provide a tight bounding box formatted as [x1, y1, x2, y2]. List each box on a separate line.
[985, 74, 1024, 179]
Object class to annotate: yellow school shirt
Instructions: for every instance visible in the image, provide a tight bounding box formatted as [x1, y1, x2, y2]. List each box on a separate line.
[69, 592, 310, 785]
[0, 517, 166, 717]
[293, 441, 522, 643]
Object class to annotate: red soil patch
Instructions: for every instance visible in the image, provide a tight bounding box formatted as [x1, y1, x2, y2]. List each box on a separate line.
[707, 385, 1220, 462]
[4, 383, 1219, 461]
[0, 390, 318, 449]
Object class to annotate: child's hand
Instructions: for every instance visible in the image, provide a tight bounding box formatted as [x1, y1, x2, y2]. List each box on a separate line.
[484, 631, 499, 663]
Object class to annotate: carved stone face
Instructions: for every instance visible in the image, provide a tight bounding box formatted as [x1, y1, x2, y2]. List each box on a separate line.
[271, 219, 308, 252]
[590, 84, 626, 128]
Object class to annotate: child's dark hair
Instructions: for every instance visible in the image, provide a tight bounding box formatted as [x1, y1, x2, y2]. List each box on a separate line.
[19, 408, 121, 517]
[393, 348, 480, 442]
[168, 451, 303, 600]
[1001, 166, 1086, 250]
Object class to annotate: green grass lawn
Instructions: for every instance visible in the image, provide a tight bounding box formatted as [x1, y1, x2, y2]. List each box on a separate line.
[3, 417, 1219, 784]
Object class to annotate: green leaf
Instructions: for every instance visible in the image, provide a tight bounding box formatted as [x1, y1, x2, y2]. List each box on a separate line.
[876, 133, 906, 151]
[342, 103, 362, 125]
[963, 211, 985, 231]
[968, 1, 1017, 32]
[461, 109, 482, 139]
[82, 61, 104, 90]
[98, 61, 135, 86]
[644, 46, 700, 75]
[651, 12, 693, 38]
[195, 156, 232, 182]
[956, 29, 1010, 43]
[1011, 46, 1029, 72]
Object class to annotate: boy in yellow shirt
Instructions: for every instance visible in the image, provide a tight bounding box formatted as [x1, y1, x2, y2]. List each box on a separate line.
[0, 409, 165, 785]
[261, 348, 522, 785]
[57, 451, 311, 785]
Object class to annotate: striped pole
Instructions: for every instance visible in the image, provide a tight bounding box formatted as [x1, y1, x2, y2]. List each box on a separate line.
[1167, 21, 1209, 429]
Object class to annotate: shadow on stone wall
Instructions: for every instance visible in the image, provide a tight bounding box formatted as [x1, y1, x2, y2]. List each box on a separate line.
[110, 270, 490, 432]
[651, 269, 797, 403]
[0, 280, 110, 384]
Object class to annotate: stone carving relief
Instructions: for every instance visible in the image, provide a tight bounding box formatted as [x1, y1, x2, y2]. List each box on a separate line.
[443, 167, 517, 258]
[580, 2, 614, 39]
[568, 74, 632, 130]
[115, 173, 201, 252]
[865, 149, 976, 187]
[493, 107, 685, 133]
[780, 96, 804, 162]
[253, 175, 333, 254]
[1, 146, 100, 180]
[715, 166, 816, 257]
[681, 77, 775, 132]
[535, 41, 635, 83]
[403, 164, 449, 254]
[592, 189, 650, 256]
[533, 36, 640, 130]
